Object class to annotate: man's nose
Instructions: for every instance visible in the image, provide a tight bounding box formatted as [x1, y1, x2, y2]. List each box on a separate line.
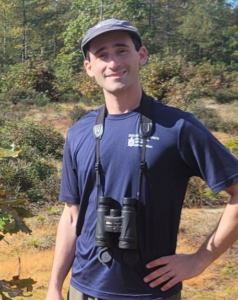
[107, 55, 120, 69]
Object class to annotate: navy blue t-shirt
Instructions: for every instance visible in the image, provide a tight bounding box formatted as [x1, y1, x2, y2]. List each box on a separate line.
[59, 94, 238, 300]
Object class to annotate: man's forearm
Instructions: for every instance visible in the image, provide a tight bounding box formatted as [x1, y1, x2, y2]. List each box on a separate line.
[47, 204, 79, 293]
[196, 184, 238, 269]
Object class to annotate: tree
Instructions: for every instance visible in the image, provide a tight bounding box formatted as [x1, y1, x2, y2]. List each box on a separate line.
[178, 0, 232, 63]
[0, 145, 36, 300]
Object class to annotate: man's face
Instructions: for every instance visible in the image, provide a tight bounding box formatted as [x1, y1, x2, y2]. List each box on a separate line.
[84, 31, 147, 95]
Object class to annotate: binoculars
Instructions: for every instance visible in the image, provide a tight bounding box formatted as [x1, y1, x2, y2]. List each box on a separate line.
[95, 196, 138, 265]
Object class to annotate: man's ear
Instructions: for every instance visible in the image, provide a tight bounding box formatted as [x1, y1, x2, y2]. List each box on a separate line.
[138, 46, 148, 66]
[84, 60, 94, 77]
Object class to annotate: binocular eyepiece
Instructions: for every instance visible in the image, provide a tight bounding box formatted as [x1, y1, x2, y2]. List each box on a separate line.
[95, 197, 138, 265]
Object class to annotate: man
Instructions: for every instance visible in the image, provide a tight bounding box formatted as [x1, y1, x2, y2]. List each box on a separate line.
[45, 19, 238, 300]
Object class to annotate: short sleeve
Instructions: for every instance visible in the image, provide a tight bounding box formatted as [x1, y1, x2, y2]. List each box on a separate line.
[178, 115, 238, 194]
[59, 136, 80, 204]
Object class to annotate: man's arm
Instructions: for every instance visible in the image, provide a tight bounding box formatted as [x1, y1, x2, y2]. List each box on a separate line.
[45, 203, 79, 300]
[143, 182, 238, 291]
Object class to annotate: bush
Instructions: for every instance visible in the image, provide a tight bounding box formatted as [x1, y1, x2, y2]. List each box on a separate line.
[186, 102, 221, 131]
[224, 138, 238, 158]
[0, 158, 59, 201]
[0, 121, 64, 159]
[140, 54, 183, 103]
[2, 58, 59, 102]
[59, 90, 81, 102]
[186, 102, 238, 134]
[5, 87, 50, 106]
[214, 88, 237, 103]
[76, 71, 103, 104]
[69, 105, 93, 125]
[184, 177, 226, 207]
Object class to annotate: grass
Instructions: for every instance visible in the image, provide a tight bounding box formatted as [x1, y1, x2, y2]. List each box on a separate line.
[1, 206, 238, 300]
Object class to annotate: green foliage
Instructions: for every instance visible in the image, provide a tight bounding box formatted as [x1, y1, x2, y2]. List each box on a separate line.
[186, 102, 238, 134]
[0, 121, 64, 159]
[2, 59, 59, 102]
[0, 119, 63, 201]
[224, 138, 238, 158]
[1, 87, 50, 106]
[69, 105, 93, 125]
[54, 53, 82, 96]
[0, 156, 59, 201]
[0, 198, 33, 237]
[214, 88, 238, 103]
[76, 71, 104, 103]
[140, 54, 182, 103]
[0, 144, 21, 161]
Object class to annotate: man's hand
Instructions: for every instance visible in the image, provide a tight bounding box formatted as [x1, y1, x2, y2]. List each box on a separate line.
[143, 253, 206, 291]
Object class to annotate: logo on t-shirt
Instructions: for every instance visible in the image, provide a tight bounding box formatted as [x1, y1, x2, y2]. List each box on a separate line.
[127, 134, 159, 148]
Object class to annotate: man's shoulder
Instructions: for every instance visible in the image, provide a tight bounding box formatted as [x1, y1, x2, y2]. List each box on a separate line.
[148, 96, 191, 125]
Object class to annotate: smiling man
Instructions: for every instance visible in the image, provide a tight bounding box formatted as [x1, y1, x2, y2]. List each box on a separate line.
[45, 19, 238, 300]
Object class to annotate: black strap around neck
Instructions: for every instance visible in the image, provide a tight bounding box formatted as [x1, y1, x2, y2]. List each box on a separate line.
[94, 93, 154, 205]
[76, 93, 154, 236]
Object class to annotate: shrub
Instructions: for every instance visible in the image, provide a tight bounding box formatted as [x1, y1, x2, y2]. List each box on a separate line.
[214, 88, 237, 103]
[2, 58, 59, 102]
[69, 105, 93, 125]
[224, 138, 238, 158]
[186, 102, 222, 131]
[0, 148, 60, 201]
[186, 102, 238, 135]
[184, 177, 226, 208]
[59, 90, 81, 102]
[0, 121, 64, 159]
[76, 71, 103, 104]
[140, 54, 183, 103]
[5, 87, 50, 106]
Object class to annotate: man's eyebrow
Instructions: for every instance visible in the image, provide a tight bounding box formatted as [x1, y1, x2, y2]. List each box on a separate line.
[93, 43, 129, 56]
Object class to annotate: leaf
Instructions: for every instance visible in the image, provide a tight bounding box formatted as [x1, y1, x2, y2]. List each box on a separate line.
[0, 277, 36, 298]
[13, 215, 32, 235]
[0, 198, 26, 206]
[15, 207, 34, 218]
[9, 277, 37, 293]
[0, 145, 21, 160]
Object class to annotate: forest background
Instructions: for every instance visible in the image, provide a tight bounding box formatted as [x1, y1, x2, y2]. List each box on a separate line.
[1, 0, 238, 299]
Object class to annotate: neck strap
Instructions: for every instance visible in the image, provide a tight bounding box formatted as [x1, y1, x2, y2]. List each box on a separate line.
[76, 92, 154, 236]
[94, 92, 154, 205]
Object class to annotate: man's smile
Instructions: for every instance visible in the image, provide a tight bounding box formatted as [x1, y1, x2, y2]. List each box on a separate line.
[105, 70, 127, 78]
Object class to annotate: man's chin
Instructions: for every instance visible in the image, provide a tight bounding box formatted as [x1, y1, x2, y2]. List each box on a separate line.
[103, 85, 127, 94]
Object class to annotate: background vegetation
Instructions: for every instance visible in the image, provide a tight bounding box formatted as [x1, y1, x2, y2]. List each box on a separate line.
[1, 0, 238, 299]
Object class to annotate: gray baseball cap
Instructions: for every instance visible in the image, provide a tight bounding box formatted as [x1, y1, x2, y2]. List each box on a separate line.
[81, 18, 142, 59]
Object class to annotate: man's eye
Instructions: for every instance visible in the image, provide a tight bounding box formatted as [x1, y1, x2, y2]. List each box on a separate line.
[99, 53, 107, 58]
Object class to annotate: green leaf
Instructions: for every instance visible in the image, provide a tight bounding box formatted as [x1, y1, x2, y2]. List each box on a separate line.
[0, 145, 21, 160]
[15, 207, 34, 218]
[0, 199, 26, 207]
[14, 215, 32, 235]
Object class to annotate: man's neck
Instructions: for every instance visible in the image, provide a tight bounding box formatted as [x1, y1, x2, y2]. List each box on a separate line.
[103, 87, 142, 114]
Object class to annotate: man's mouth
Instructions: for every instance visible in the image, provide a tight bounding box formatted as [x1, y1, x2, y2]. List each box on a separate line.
[105, 70, 126, 77]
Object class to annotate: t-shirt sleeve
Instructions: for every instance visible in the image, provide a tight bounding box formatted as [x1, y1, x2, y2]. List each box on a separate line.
[59, 135, 80, 204]
[178, 115, 238, 194]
